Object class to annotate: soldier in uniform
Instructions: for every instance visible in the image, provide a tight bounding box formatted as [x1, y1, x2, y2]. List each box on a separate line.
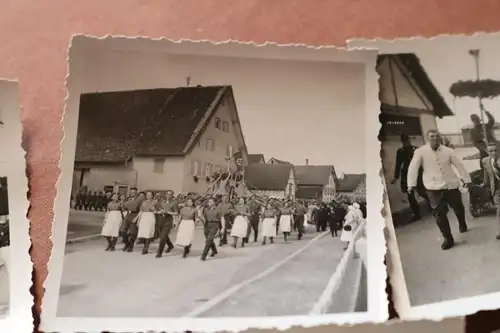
[155, 190, 178, 258]
[201, 197, 221, 261]
[245, 196, 261, 243]
[218, 195, 234, 246]
[293, 200, 308, 240]
[121, 188, 145, 252]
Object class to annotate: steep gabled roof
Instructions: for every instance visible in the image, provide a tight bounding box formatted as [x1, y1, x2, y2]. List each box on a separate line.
[244, 164, 294, 191]
[296, 186, 323, 200]
[75, 86, 229, 163]
[337, 173, 366, 192]
[295, 165, 337, 186]
[267, 157, 292, 164]
[248, 154, 265, 164]
[380, 53, 453, 118]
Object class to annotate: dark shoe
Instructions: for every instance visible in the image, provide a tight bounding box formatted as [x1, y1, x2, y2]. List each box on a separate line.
[441, 238, 455, 250]
[155, 253, 162, 258]
[165, 245, 174, 253]
[201, 256, 207, 261]
[496, 234, 500, 240]
[210, 251, 217, 257]
[459, 225, 468, 233]
[141, 248, 148, 255]
[410, 215, 421, 222]
[262, 241, 266, 245]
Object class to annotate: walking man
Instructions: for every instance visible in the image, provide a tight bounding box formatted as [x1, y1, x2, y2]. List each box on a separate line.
[293, 200, 307, 240]
[391, 134, 429, 221]
[155, 190, 178, 258]
[245, 196, 261, 242]
[470, 110, 497, 171]
[407, 129, 472, 250]
[481, 142, 500, 240]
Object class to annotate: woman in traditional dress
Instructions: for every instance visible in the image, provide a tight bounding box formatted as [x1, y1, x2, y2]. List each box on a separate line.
[175, 198, 197, 258]
[279, 200, 293, 242]
[201, 197, 221, 261]
[136, 191, 157, 255]
[230, 197, 250, 248]
[261, 201, 277, 245]
[340, 205, 358, 250]
[101, 193, 123, 251]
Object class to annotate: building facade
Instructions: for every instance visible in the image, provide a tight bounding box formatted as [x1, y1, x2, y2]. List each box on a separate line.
[73, 86, 248, 196]
[294, 165, 338, 202]
[244, 164, 296, 200]
[377, 54, 453, 214]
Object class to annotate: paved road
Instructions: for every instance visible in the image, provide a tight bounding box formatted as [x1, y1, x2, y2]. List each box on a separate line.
[59, 215, 345, 318]
[396, 191, 500, 306]
[66, 209, 104, 241]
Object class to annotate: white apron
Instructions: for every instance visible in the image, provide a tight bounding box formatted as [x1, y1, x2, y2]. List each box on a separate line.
[137, 212, 156, 239]
[303, 213, 308, 228]
[101, 210, 122, 237]
[262, 217, 277, 237]
[340, 211, 357, 242]
[279, 215, 292, 233]
[176, 219, 195, 246]
[231, 215, 248, 238]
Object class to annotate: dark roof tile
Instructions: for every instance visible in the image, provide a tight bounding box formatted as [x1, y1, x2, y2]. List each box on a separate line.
[337, 173, 366, 192]
[248, 154, 265, 164]
[244, 164, 293, 191]
[295, 165, 336, 186]
[296, 186, 323, 199]
[75, 86, 225, 162]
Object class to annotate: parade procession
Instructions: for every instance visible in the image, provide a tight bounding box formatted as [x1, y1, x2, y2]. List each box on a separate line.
[70, 160, 367, 261]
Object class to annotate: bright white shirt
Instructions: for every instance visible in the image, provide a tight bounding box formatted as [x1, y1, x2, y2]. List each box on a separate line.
[407, 144, 471, 190]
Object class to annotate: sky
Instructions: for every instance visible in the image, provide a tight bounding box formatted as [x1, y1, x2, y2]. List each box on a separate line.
[84, 50, 368, 174]
[352, 35, 500, 134]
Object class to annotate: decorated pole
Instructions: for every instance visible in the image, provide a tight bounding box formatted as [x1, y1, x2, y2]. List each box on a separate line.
[469, 49, 488, 145]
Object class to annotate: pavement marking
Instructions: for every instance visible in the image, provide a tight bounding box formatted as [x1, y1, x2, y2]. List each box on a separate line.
[183, 231, 329, 317]
[66, 234, 102, 244]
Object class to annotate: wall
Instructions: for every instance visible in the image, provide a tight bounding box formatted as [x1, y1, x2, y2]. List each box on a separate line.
[253, 189, 285, 199]
[286, 169, 297, 199]
[133, 156, 185, 194]
[378, 56, 440, 214]
[74, 165, 136, 193]
[184, 95, 243, 194]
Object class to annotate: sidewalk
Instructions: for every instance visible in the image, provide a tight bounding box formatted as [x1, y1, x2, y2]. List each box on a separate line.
[396, 193, 500, 306]
[58, 226, 334, 317]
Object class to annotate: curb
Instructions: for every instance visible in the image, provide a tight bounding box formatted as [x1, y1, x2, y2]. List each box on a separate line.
[66, 234, 102, 244]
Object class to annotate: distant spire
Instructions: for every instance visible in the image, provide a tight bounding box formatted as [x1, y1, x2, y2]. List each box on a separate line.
[186, 76, 191, 87]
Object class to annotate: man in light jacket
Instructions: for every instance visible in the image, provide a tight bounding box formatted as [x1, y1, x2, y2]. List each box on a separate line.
[407, 129, 472, 250]
[481, 142, 500, 240]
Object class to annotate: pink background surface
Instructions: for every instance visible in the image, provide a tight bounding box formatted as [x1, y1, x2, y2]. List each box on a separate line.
[1, 0, 500, 320]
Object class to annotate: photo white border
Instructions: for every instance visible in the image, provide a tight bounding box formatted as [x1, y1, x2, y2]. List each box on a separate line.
[0, 80, 34, 333]
[40, 36, 387, 332]
[347, 34, 500, 320]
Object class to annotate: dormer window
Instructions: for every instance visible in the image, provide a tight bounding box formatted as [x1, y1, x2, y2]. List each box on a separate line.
[215, 117, 221, 129]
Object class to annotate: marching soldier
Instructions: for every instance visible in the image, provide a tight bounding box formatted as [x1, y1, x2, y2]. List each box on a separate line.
[201, 197, 221, 261]
[245, 196, 261, 243]
[293, 200, 308, 240]
[155, 190, 178, 258]
[218, 195, 233, 246]
[121, 188, 145, 252]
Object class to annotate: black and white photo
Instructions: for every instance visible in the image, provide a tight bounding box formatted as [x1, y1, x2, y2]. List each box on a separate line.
[41, 38, 384, 332]
[349, 34, 500, 319]
[0, 80, 33, 333]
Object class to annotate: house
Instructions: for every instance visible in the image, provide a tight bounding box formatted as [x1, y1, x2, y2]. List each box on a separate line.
[294, 164, 338, 202]
[267, 157, 292, 165]
[337, 173, 366, 199]
[377, 53, 454, 213]
[248, 154, 266, 164]
[243, 164, 296, 200]
[72, 85, 249, 196]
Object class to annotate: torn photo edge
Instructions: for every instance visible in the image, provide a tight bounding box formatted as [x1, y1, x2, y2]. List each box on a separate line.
[0, 79, 34, 333]
[40, 35, 387, 333]
[347, 33, 500, 320]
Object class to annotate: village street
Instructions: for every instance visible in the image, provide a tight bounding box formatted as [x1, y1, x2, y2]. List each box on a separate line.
[59, 210, 348, 317]
[396, 191, 500, 306]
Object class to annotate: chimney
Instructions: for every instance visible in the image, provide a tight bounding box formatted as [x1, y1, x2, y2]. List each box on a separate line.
[305, 159, 309, 166]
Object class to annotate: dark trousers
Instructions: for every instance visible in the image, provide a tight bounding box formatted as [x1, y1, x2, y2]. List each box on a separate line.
[202, 221, 219, 259]
[245, 216, 259, 242]
[294, 215, 304, 239]
[156, 215, 174, 256]
[427, 189, 467, 241]
[120, 214, 139, 249]
[220, 215, 233, 245]
[317, 218, 327, 232]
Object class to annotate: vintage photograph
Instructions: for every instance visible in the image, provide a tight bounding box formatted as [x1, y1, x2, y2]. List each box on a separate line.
[0, 80, 32, 333]
[42, 38, 383, 332]
[348, 35, 500, 318]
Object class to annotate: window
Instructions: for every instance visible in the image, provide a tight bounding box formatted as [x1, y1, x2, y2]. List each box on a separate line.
[153, 158, 165, 173]
[215, 117, 221, 129]
[226, 144, 233, 157]
[222, 121, 229, 133]
[205, 163, 212, 177]
[191, 160, 200, 175]
[206, 137, 214, 151]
